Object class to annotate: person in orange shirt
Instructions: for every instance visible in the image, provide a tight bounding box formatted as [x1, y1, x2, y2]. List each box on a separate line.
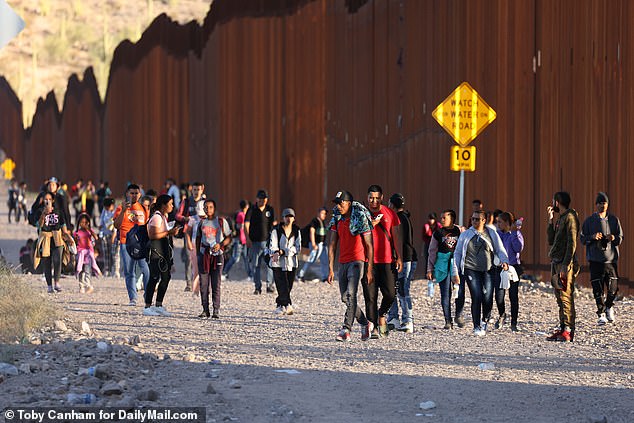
[114, 184, 149, 306]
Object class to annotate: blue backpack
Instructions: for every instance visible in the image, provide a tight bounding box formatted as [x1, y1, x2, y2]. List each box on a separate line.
[126, 224, 150, 260]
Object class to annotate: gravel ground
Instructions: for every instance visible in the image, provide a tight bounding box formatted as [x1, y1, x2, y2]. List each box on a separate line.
[0, 196, 633, 422]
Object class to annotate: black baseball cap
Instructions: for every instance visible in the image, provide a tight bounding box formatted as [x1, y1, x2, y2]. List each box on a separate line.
[256, 189, 268, 199]
[333, 190, 353, 204]
[389, 193, 405, 208]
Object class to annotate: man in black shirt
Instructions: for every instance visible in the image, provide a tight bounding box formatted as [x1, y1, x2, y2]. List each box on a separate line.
[386, 193, 418, 333]
[298, 207, 329, 282]
[245, 189, 275, 294]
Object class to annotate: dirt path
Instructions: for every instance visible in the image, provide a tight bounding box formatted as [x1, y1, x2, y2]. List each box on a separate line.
[0, 187, 633, 422]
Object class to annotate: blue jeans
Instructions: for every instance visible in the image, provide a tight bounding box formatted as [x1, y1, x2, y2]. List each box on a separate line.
[248, 241, 272, 291]
[388, 261, 417, 323]
[298, 242, 328, 280]
[120, 243, 149, 302]
[224, 240, 250, 276]
[437, 274, 453, 323]
[463, 268, 494, 329]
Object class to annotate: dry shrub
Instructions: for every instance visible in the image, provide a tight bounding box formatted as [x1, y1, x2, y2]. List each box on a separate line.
[0, 265, 61, 343]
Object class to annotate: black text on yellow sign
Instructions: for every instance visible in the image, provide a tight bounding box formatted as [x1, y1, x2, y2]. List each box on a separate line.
[450, 146, 476, 172]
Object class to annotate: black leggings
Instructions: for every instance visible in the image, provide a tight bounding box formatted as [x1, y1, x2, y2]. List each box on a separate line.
[362, 263, 396, 325]
[146, 257, 171, 306]
[42, 246, 64, 286]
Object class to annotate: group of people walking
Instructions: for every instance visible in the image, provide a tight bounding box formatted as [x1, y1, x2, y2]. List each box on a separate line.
[26, 176, 623, 343]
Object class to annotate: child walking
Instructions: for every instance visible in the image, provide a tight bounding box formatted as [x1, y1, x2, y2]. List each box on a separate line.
[74, 213, 102, 293]
[195, 199, 232, 319]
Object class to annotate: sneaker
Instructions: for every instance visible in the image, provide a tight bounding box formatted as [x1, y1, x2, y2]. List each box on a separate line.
[266, 286, 275, 293]
[370, 327, 380, 339]
[597, 313, 608, 326]
[398, 321, 414, 333]
[387, 317, 400, 331]
[253, 289, 261, 295]
[212, 309, 219, 319]
[153, 306, 172, 317]
[274, 305, 285, 315]
[79, 287, 86, 294]
[480, 321, 488, 333]
[495, 313, 507, 329]
[361, 321, 374, 341]
[473, 327, 486, 336]
[85, 286, 94, 294]
[54, 284, 62, 292]
[379, 324, 389, 337]
[546, 329, 563, 341]
[198, 310, 210, 319]
[184, 287, 192, 292]
[606, 307, 615, 323]
[511, 324, 519, 332]
[143, 306, 160, 316]
[335, 328, 351, 342]
[47, 286, 54, 294]
[128, 300, 137, 306]
[554, 329, 572, 342]
[443, 321, 453, 330]
[285, 304, 294, 315]
[455, 315, 466, 328]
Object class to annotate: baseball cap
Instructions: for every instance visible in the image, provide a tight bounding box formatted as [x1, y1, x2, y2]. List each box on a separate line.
[282, 208, 296, 217]
[389, 193, 405, 208]
[48, 177, 59, 184]
[595, 192, 609, 204]
[256, 189, 268, 199]
[332, 190, 353, 204]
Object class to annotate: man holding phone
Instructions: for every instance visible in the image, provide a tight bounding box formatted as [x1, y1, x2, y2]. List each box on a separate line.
[114, 184, 150, 306]
[580, 192, 623, 326]
[546, 191, 580, 342]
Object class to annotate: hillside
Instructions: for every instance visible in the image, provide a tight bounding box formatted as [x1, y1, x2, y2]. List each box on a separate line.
[0, 0, 212, 126]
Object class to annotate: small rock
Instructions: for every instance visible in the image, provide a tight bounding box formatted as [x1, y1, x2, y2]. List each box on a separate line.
[419, 401, 436, 410]
[185, 353, 196, 362]
[137, 389, 160, 401]
[81, 322, 91, 335]
[129, 335, 141, 346]
[96, 342, 110, 353]
[18, 363, 32, 374]
[100, 381, 123, 396]
[109, 395, 136, 408]
[0, 363, 18, 376]
[588, 416, 608, 423]
[205, 372, 219, 379]
[54, 320, 68, 331]
[0, 374, 5, 384]
[228, 379, 241, 389]
[206, 383, 216, 394]
[163, 354, 171, 361]
[118, 380, 128, 390]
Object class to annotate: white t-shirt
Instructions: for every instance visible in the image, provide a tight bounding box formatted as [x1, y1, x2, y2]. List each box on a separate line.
[148, 212, 168, 233]
[198, 217, 231, 251]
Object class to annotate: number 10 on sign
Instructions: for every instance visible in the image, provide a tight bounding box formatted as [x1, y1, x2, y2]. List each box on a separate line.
[450, 146, 476, 172]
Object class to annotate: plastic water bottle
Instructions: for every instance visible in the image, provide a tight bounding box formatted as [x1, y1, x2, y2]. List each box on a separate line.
[452, 283, 460, 300]
[427, 280, 435, 297]
[67, 393, 97, 404]
[478, 362, 495, 371]
[78, 367, 96, 376]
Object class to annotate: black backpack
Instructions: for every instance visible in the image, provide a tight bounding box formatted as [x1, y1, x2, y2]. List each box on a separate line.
[126, 224, 150, 260]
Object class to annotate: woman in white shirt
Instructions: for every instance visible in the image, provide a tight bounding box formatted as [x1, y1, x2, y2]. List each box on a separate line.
[143, 194, 181, 317]
[270, 208, 302, 315]
[195, 199, 232, 319]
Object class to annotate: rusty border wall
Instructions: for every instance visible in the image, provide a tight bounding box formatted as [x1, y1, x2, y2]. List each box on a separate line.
[0, 0, 632, 287]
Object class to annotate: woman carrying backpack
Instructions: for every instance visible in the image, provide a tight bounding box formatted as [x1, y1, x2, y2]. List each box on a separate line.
[270, 208, 302, 315]
[143, 194, 182, 317]
[195, 199, 232, 319]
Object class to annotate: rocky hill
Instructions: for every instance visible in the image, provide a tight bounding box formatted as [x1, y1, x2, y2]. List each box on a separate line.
[0, 0, 212, 126]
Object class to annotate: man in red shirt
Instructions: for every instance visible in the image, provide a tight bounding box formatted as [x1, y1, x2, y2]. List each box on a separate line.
[114, 184, 150, 306]
[327, 190, 374, 342]
[366, 184, 403, 338]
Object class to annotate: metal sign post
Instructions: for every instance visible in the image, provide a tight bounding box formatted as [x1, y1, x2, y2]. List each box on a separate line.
[432, 82, 496, 224]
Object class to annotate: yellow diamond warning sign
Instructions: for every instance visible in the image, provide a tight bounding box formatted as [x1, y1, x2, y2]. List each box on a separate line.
[432, 82, 496, 147]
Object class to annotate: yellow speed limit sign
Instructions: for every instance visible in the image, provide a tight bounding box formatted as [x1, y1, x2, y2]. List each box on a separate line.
[450, 146, 476, 172]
